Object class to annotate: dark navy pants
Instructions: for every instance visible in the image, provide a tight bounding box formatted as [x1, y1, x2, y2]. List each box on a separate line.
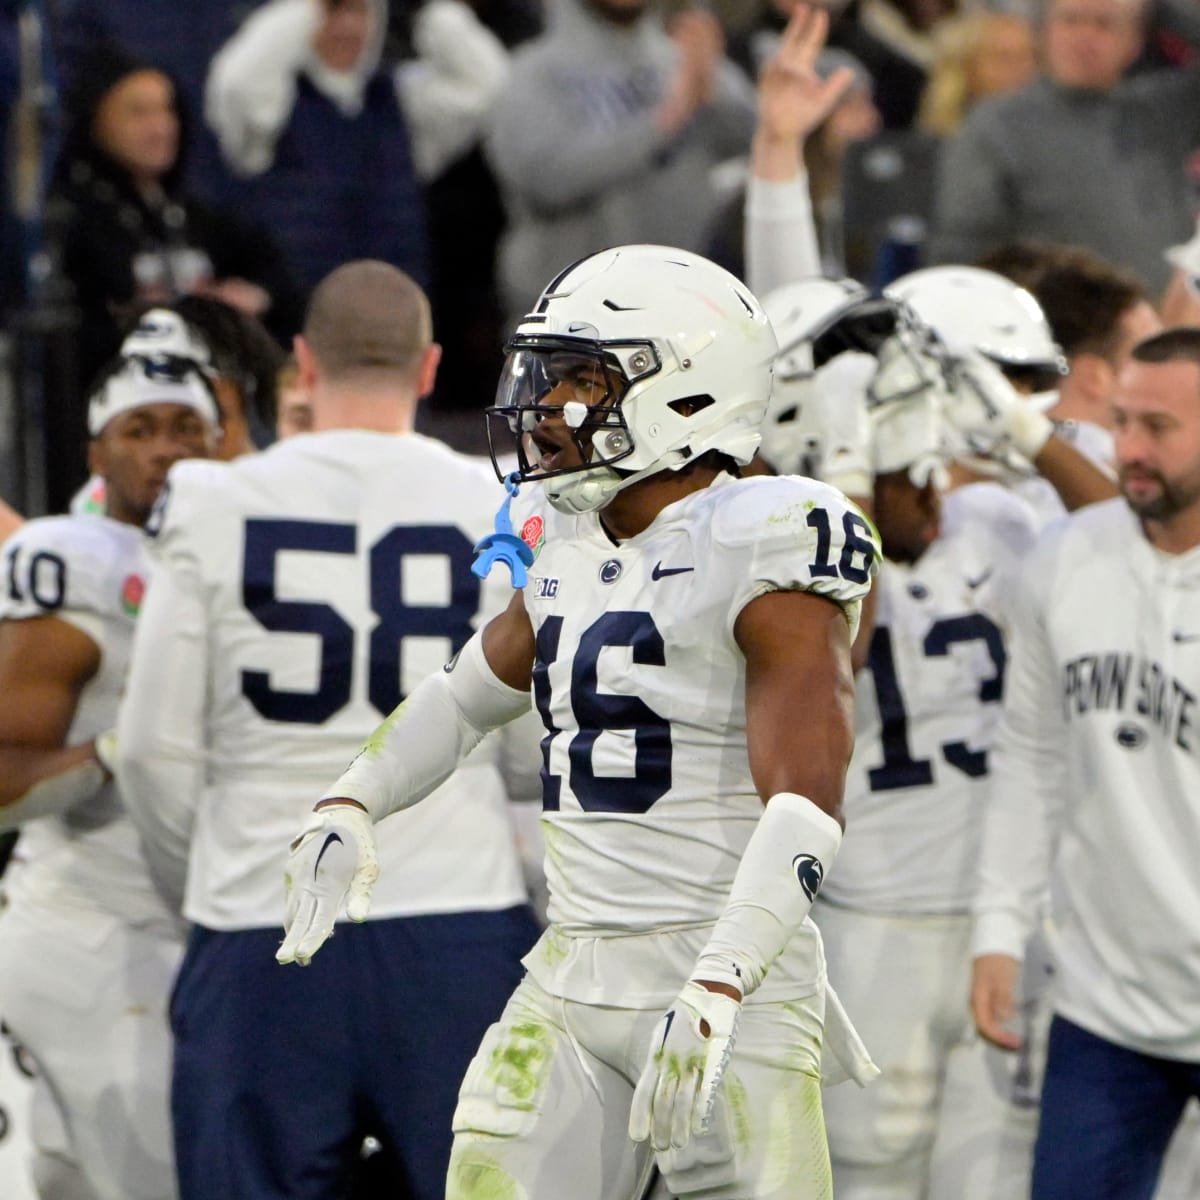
[1033, 1014, 1200, 1200]
[170, 906, 540, 1200]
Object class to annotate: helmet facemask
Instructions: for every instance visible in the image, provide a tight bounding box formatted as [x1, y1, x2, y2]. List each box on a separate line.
[486, 336, 663, 513]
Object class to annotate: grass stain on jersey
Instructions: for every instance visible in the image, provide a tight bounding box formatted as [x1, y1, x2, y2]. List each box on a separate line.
[488, 1022, 552, 1109]
[446, 1153, 524, 1200]
[766, 503, 810, 527]
[539, 820, 567, 878]
[762, 1071, 830, 1198]
[539, 926, 569, 968]
[724, 1072, 752, 1155]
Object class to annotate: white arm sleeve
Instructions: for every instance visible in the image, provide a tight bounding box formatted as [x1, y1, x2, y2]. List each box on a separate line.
[693, 791, 843, 996]
[971, 562, 1062, 960]
[116, 554, 209, 911]
[745, 172, 822, 298]
[323, 632, 532, 822]
[205, 0, 318, 176]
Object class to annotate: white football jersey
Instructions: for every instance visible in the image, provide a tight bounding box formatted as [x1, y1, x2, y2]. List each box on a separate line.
[129, 430, 528, 929]
[514, 473, 878, 999]
[976, 497, 1200, 1061]
[823, 483, 1039, 914]
[0, 516, 174, 929]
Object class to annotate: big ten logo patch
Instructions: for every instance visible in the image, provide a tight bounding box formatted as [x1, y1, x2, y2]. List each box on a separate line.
[534, 577, 559, 599]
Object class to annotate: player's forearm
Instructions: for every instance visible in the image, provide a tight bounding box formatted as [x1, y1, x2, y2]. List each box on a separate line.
[694, 792, 844, 997]
[322, 633, 531, 822]
[1031, 436, 1119, 512]
[0, 742, 107, 827]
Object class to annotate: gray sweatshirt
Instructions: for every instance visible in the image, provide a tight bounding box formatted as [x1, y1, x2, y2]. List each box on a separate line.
[486, 0, 755, 328]
[931, 70, 1200, 293]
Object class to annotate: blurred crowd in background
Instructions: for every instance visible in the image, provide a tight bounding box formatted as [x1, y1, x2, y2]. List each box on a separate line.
[1, 0, 1199, 518]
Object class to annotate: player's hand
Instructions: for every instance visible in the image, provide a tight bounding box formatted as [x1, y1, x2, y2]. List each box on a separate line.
[971, 953, 1023, 1051]
[276, 801, 379, 966]
[940, 351, 1052, 462]
[629, 980, 741, 1152]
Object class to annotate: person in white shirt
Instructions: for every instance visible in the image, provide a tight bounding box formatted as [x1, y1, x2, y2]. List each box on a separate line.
[0, 356, 218, 1200]
[972, 326, 1200, 1198]
[116, 261, 539, 1200]
[274, 244, 882, 1200]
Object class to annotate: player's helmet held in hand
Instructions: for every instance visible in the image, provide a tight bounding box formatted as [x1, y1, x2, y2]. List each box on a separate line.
[885, 265, 1068, 396]
[761, 276, 935, 477]
[485, 245, 778, 515]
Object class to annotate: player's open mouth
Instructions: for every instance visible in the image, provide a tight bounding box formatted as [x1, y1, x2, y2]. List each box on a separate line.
[530, 426, 576, 473]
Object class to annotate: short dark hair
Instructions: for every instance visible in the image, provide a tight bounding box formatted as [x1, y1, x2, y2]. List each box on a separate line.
[1130, 327, 1200, 370]
[976, 238, 1068, 292]
[1031, 251, 1147, 363]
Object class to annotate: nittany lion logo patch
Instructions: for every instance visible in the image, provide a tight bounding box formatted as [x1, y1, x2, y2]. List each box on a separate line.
[792, 854, 824, 902]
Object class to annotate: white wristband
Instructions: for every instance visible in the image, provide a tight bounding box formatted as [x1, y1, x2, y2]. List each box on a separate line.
[694, 792, 843, 997]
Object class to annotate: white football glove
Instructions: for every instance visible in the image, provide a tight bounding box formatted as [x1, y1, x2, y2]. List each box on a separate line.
[629, 980, 741, 1152]
[940, 351, 1053, 462]
[276, 803, 379, 966]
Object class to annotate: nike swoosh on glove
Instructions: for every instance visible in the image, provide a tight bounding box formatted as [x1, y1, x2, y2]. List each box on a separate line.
[276, 804, 379, 966]
[629, 980, 741, 1152]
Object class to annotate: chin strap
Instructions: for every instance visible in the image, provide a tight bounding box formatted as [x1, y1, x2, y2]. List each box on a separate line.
[471, 472, 535, 588]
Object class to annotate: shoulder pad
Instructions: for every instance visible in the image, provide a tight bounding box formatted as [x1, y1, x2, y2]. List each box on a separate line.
[707, 476, 880, 630]
[708, 475, 868, 550]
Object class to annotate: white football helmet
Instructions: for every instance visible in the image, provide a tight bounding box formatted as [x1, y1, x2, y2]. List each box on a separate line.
[486, 246, 777, 514]
[760, 276, 944, 483]
[884, 265, 1067, 391]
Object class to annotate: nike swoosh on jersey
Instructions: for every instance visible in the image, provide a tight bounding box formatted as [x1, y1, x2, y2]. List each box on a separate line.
[651, 562, 695, 580]
[966, 568, 993, 590]
[1172, 631, 1200, 643]
[314, 832, 344, 876]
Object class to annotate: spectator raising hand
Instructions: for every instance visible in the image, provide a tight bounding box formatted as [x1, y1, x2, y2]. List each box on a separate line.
[753, 4, 857, 180]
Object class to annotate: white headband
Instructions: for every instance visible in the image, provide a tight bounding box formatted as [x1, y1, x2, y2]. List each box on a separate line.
[88, 357, 220, 437]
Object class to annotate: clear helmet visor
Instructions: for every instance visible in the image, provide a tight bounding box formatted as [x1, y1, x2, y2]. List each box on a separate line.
[484, 340, 655, 485]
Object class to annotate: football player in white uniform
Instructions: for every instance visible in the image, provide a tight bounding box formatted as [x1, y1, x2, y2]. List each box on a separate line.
[882, 265, 1119, 519]
[759, 278, 1047, 1200]
[275, 244, 882, 1200]
[972, 327, 1200, 1198]
[0, 356, 218, 1200]
[115, 262, 539, 1200]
